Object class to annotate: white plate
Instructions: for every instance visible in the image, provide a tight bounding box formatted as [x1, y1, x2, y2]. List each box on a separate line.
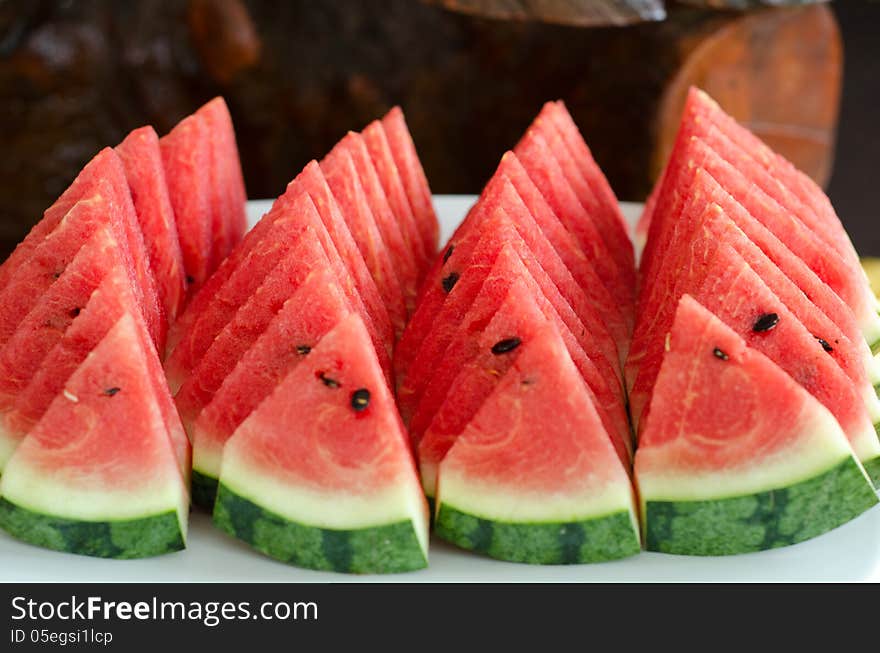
[1, 196, 878, 583]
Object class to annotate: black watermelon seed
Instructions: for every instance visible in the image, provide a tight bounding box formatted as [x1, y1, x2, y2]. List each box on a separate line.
[68, 307, 81, 318]
[713, 347, 729, 361]
[491, 337, 522, 355]
[103, 387, 121, 397]
[441, 272, 460, 293]
[752, 313, 779, 333]
[816, 336, 834, 353]
[52, 271, 62, 279]
[351, 388, 371, 412]
[442, 245, 454, 264]
[318, 372, 340, 388]
[186, 275, 195, 286]
[296, 344, 312, 355]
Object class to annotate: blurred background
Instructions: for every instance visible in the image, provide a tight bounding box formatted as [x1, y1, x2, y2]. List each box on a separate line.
[0, 0, 877, 255]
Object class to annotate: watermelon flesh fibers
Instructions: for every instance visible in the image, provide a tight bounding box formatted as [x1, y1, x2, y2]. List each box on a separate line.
[635, 295, 877, 555]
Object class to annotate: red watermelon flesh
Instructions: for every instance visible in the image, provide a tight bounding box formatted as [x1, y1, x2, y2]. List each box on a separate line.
[160, 113, 213, 290]
[627, 175, 876, 428]
[321, 144, 407, 337]
[196, 97, 248, 263]
[116, 125, 187, 322]
[636, 176, 660, 254]
[381, 107, 439, 259]
[0, 227, 118, 414]
[546, 101, 632, 245]
[397, 208, 624, 429]
[514, 126, 634, 315]
[165, 191, 389, 393]
[640, 244, 880, 470]
[532, 102, 635, 289]
[395, 173, 622, 391]
[692, 88, 862, 273]
[174, 230, 334, 433]
[191, 268, 352, 487]
[6, 266, 191, 483]
[363, 119, 430, 276]
[0, 313, 189, 538]
[338, 131, 420, 314]
[0, 148, 163, 349]
[630, 149, 869, 396]
[410, 256, 632, 486]
[411, 151, 630, 368]
[436, 324, 636, 543]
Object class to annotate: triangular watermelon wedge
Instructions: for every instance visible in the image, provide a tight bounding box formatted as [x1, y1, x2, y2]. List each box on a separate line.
[363, 119, 431, 276]
[195, 97, 248, 265]
[174, 227, 333, 435]
[397, 206, 623, 431]
[160, 112, 213, 290]
[0, 313, 189, 559]
[213, 314, 428, 574]
[0, 149, 164, 350]
[164, 189, 390, 393]
[434, 323, 640, 565]
[635, 295, 878, 555]
[514, 125, 634, 317]
[638, 243, 880, 482]
[191, 268, 352, 509]
[115, 125, 187, 322]
[4, 263, 191, 484]
[336, 131, 420, 314]
[322, 143, 407, 337]
[531, 102, 634, 286]
[380, 107, 439, 260]
[628, 184, 880, 436]
[416, 245, 632, 500]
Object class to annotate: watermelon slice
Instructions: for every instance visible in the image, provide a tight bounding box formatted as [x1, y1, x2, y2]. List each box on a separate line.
[0, 227, 119, 468]
[635, 295, 878, 555]
[322, 143, 407, 337]
[337, 131, 420, 313]
[0, 148, 164, 349]
[397, 207, 624, 431]
[115, 125, 187, 322]
[416, 245, 632, 500]
[164, 188, 390, 393]
[642, 89, 880, 349]
[174, 229, 332, 436]
[402, 151, 629, 381]
[638, 243, 880, 482]
[4, 263, 191, 484]
[160, 112, 213, 290]
[514, 125, 634, 318]
[434, 323, 640, 565]
[362, 119, 431, 276]
[380, 107, 439, 259]
[0, 313, 189, 559]
[191, 268, 352, 508]
[627, 178, 880, 434]
[195, 97, 248, 265]
[531, 102, 634, 286]
[213, 314, 429, 574]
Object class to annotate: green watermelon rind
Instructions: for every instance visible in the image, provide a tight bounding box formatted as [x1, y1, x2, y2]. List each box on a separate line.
[0, 498, 184, 559]
[434, 503, 641, 565]
[213, 483, 428, 574]
[191, 469, 219, 510]
[863, 456, 880, 488]
[644, 457, 878, 556]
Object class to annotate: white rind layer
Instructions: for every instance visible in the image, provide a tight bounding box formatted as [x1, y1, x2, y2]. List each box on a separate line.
[636, 401, 866, 503]
[0, 456, 190, 539]
[192, 427, 223, 481]
[218, 447, 430, 558]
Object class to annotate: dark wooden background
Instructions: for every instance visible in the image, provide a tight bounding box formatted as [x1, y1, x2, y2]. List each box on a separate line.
[0, 1, 877, 255]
